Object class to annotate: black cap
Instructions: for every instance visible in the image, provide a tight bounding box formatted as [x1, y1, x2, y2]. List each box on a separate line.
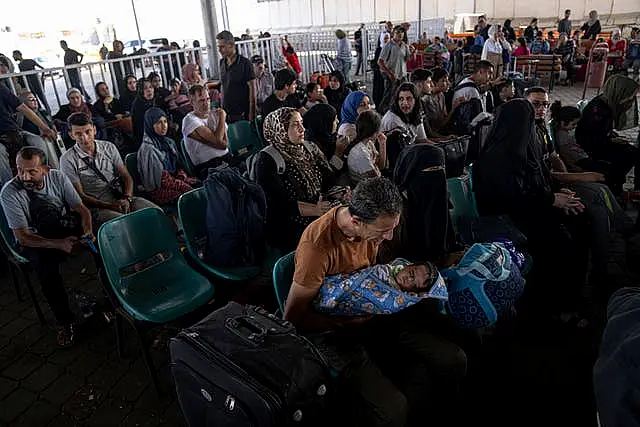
[251, 55, 264, 64]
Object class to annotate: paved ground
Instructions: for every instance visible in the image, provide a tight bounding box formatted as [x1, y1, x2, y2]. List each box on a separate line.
[0, 249, 187, 427]
[0, 83, 636, 426]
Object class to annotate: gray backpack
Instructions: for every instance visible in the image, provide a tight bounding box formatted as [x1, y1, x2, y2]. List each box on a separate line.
[246, 141, 320, 181]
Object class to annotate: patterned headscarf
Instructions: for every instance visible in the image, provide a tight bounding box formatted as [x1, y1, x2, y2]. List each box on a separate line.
[263, 107, 326, 199]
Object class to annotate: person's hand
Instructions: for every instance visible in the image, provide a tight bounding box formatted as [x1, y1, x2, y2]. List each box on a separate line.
[453, 96, 467, 110]
[215, 108, 227, 124]
[409, 44, 416, 54]
[41, 127, 57, 142]
[57, 236, 79, 253]
[376, 132, 387, 146]
[320, 94, 329, 104]
[315, 196, 332, 216]
[104, 96, 113, 105]
[115, 114, 123, 120]
[335, 135, 350, 157]
[553, 192, 584, 213]
[115, 199, 131, 214]
[388, 72, 397, 81]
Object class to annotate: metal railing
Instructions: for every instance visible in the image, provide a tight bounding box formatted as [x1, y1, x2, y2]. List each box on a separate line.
[2, 18, 447, 113]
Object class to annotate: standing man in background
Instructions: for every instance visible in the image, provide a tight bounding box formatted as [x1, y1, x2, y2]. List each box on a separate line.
[12, 51, 51, 113]
[354, 24, 365, 76]
[216, 31, 257, 124]
[558, 10, 572, 35]
[60, 40, 90, 102]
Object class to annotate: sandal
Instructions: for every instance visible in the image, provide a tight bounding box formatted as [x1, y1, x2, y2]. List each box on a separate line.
[556, 313, 589, 329]
[56, 324, 75, 347]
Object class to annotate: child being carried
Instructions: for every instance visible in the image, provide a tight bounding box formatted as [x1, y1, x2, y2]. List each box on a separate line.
[314, 258, 448, 316]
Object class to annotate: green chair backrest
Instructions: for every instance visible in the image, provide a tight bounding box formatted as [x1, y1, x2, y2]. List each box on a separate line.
[124, 152, 143, 195]
[227, 120, 263, 160]
[254, 115, 265, 144]
[272, 251, 295, 313]
[180, 139, 196, 176]
[0, 206, 27, 264]
[177, 188, 208, 258]
[97, 207, 180, 295]
[447, 174, 477, 242]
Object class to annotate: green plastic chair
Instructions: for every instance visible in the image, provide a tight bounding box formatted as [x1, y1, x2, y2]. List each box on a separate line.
[227, 120, 264, 160]
[177, 188, 262, 281]
[254, 115, 265, 145]
[98, 207, 213, 392]
[124, 152, 144, 196]
[0, 208, 45, 323]
[272, 251, 295, 313]
[577, 99, 588, 112]
[447, 174, 478, 242]
[179, 139, 196, 177]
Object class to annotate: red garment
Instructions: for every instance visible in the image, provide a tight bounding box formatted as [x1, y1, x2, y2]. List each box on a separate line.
[513, 46, 530, 57]
[282, 43, 302, 74]
[148, 170, 194, 205]
[607, 40, 626, 66]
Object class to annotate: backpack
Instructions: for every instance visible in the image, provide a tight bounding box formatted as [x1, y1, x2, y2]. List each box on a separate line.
[26, 191, 81, 239]
[203, 166, 267, 268]
[442, 242, 526, 329]
[246, 141, 320, 181]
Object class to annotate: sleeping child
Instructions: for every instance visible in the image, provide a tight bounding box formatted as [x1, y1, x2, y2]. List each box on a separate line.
[314, 258, 448, 316]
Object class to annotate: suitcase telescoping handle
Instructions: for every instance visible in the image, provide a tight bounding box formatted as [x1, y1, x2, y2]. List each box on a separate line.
[225, 315, 269, 345]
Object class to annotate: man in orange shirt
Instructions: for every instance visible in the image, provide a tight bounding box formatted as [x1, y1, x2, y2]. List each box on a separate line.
[285, 177, 467, 427]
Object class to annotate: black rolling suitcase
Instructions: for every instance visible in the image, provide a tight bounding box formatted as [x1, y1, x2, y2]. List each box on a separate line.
[170, 302, 331, 427]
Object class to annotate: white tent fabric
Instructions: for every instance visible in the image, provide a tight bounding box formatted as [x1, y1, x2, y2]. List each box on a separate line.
[226, 0, 639, 33]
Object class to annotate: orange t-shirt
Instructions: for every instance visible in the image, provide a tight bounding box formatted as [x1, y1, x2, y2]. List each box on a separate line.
[293, 207, 378, 294]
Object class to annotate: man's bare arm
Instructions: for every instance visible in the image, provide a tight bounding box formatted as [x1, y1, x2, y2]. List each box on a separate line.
[188, 126, 227, 150]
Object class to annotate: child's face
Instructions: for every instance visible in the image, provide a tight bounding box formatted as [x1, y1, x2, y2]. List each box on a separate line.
[396, 265, 429, 292]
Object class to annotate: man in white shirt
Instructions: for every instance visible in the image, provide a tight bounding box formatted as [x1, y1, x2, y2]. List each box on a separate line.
[181, 84, 232, 179]
[452, 60, 495, 112]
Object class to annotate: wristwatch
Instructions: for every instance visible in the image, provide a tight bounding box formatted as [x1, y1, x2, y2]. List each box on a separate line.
[126, 196, 134, 204]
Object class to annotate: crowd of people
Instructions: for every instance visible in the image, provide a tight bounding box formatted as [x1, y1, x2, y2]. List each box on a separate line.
[0, 17, 639, 425]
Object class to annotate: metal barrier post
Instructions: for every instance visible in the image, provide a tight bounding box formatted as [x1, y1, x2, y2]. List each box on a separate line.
[88, 65, 96, 94]
[49, 73, 61, 108]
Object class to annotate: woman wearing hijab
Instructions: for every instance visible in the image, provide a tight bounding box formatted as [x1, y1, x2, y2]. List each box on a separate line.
[337, 91, 371, 141]
[580, 10, 602, 40]
[181, 63, 205, 90]
[576, 75, 640, 191]
[119, 75, 138, 113]
[391, 143, 458, 264]
[53, 88, 105, 147]
[254, 107, 336, 253]
[138, 108, 196, 205]
[473, 99, 590, 325]
[131, 78, 158, 147]
[93, 81, 124, 122]
[304, 103, 350, 178]
[323, 70, 351, 117]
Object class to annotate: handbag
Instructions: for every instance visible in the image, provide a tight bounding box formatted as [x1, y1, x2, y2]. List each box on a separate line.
[80, 156, 125, 200]
[435, 136, 470, 178]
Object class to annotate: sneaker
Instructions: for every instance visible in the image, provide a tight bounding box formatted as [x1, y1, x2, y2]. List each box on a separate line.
[56, 324, 75, 347]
